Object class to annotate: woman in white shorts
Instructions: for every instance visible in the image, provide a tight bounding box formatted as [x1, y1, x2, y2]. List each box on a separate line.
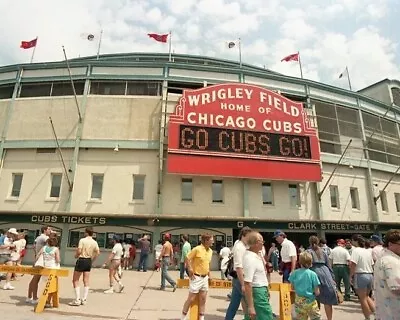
[103, 236, 124, 294]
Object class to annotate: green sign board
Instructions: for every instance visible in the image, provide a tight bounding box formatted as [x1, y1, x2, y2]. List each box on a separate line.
[0, 213, 399, 233]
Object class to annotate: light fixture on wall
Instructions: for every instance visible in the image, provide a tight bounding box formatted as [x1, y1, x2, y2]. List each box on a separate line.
[113, 144, 119, 152]
[342, 161, 354, 169]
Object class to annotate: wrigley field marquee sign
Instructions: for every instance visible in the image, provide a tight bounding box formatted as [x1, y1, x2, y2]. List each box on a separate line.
[167, 83, 322, 181]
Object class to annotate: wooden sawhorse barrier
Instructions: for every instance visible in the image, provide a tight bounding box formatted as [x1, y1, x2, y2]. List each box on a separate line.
[177, 279, 294, 320]
[0, 265, 69, 313]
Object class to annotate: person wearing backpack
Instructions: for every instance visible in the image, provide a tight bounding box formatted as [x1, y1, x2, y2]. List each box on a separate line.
[225, 226, 252, 320]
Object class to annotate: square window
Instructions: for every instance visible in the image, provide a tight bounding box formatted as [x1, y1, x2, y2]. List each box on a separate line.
[212, 180, 224, 203]
[50, 173, 62, 198]
[181, 178, 193, 202]
[288, 184, 300, 207]
[395, 193, 400, 212]
[11, 173, 23, 198]
[262, 182, 273, 205]
[380, 190, 388, 212]
[329, 185, 340, 208]
[350, 188, 360, 209]
[133, 175, 145, 200]
[91, 174, 104, 200]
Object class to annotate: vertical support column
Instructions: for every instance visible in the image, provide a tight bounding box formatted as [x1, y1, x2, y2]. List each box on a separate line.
[0, 68, 24, 169]
[305, 86, 324, 223]
[64, 66, 91, 212]
[243, 179, 249, 218]
[358, 106, 379, 222]
[154, 71, 169, 239]
[59, 222, 70, 265]
[156, 78, 168, 217]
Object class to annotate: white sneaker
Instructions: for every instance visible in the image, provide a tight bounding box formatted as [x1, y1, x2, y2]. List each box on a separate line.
[45, 303, 52, 308]
[30, 299, 38, 305]
[104, 288, 114, 294]
[68, 299, 81, 306]
[3, 283, 14, 290]
[81, 299, 87, 305]
[25, 298, 32, 304]
[118, 284, 125, 293]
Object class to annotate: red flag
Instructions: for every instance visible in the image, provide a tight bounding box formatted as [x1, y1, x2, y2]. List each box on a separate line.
[147, 33, 169, 43]
[20, 38, 38, 49]
[281, 52, 299, 62]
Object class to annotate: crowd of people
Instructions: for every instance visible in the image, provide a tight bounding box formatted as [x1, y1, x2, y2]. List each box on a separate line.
[217, 228, 400, 320]
[1, 225, 399, 319]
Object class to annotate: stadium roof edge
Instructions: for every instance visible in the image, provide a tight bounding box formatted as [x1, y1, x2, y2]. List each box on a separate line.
[358, 78, 400, 92]
[0, 52, 399, 114]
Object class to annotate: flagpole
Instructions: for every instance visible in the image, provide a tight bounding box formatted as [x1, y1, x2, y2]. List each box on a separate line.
[62, 46, 82, 123]
[298, 51, 303, 79]
[168, 31, 172, 62]
[96, 29, 103, 60]
[30, 36, 38, 63]
[346, 66, 352, 91]
[238, 38, 242, 68]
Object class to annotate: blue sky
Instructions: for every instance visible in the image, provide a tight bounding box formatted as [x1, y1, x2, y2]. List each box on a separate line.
[0, 0, 399, 90]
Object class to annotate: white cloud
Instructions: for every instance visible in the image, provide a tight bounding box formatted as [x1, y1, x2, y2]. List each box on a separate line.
[0, 0, 398, 91]
[280, 19, 316, 42]
[165, 0, 197, 15]
[196, 0, 241, 18]
[365, 3, 388, 20]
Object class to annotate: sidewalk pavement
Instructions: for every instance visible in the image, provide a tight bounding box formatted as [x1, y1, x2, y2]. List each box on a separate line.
[0, 268, 367, 320]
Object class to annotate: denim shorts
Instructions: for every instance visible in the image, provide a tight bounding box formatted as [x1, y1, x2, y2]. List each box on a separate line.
[0, 254, 11, 264]
[354, 273, 373, 290]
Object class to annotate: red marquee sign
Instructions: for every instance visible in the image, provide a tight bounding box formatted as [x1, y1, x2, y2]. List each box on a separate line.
[167, 83, 322, 181]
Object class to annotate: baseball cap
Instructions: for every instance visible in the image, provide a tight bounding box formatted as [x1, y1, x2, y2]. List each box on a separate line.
[337, 239, 346, 245]
[370, 235, 382, 243]
[7, 228, 18, 235]
[273, 230, 284, 238]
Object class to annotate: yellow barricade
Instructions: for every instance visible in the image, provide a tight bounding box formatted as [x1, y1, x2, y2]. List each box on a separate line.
[0, 265, 69, 313]
[177, 279, 293, 320]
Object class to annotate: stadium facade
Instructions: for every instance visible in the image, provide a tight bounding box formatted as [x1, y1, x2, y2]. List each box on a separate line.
[0, 53, 399, 267]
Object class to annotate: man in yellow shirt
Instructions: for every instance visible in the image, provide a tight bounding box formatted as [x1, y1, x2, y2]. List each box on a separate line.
[180, 234, 214, 320]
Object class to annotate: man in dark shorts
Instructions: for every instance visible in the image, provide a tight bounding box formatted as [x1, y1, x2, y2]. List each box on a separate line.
[69, 227, 100, 306]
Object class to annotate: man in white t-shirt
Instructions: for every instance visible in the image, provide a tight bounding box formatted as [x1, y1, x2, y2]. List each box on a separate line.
[329, 239, 351, 301]
[243, 232, 273, 320]
[225, 226, 252, 320]
[350, 234, 375, 319]
[273, 230, 297, 283]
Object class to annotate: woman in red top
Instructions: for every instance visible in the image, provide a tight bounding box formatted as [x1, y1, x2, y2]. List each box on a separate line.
[128, 242, 136, 270]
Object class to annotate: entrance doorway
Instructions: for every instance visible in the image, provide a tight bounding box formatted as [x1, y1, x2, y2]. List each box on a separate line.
[325, 233, 374, 248]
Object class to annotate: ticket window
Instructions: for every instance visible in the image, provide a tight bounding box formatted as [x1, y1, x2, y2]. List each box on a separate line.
[171, 234, 180, 246]
[23, 229, 62, 246]
[214, 235, 225, 253]
[189, 235, 199, 248]
[105, 232, 124, 249]
[23, 229, 38, 245]
[68, 231, 105, 248]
